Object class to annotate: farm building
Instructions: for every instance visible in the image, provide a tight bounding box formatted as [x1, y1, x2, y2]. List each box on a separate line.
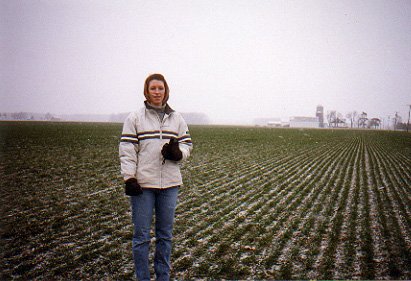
[254, 117, 282, 127]
[267, 119, 282, 127]
[289, 116, 320, 128]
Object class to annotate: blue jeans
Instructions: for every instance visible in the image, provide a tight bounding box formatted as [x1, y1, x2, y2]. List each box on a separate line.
[130, 187, 179, 281]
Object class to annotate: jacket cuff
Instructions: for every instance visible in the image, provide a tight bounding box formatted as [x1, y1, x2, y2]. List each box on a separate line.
[179, 144, 191, 162]
[124, 175, 136, 182]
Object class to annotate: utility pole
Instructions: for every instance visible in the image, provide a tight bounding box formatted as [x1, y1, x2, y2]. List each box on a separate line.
[407, 105, 411, 133]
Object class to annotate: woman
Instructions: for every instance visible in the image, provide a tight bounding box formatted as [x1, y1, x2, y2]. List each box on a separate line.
[119, 73, 193, 281]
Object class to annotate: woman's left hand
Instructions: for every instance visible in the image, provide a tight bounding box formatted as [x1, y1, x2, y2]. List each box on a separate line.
[161, 138, 182, 161]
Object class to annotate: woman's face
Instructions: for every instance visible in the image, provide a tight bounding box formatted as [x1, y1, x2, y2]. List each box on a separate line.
[147, 79, 166, 106]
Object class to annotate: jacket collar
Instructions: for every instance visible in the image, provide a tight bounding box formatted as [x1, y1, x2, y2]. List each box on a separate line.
[144, 101, 174, 115]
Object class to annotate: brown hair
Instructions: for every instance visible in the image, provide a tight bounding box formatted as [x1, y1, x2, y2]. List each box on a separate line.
[144, 73, 169, 105]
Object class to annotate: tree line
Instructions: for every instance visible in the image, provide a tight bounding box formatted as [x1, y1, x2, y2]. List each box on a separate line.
[326, 110, 408, 130]
[0, 112, 59, 121]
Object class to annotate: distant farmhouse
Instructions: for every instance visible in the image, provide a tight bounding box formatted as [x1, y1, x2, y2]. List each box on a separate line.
[254, 118, 289, 127]
[289, 116, 320, 128]
[289, 106, 324, 128]
[267, 119, 282, 127]
[255, 105, 325, 128]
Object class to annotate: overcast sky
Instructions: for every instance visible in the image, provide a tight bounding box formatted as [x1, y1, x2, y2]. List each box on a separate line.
[1, 0, 410, 124]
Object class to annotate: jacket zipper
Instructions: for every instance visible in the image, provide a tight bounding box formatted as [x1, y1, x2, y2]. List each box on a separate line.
[157, 111, 170, 189]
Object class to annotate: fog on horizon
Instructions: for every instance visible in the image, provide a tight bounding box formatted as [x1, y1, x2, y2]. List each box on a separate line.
[1, 0, 410, 125]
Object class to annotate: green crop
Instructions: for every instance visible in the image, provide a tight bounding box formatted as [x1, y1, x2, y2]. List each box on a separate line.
[1, 122, 410, 280]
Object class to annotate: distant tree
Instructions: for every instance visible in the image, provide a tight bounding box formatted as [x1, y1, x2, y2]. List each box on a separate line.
[346, 111, 358, 128]
[335, 112, 346, 128]
[45, 113, 54, 121]
[327, 111, 345, 128]
[11, 112, 28, 120]
[395, 122, 408, 130]
[358, 112, 368, 128]
[393, 112, 401, 130]
[327, 111, 336, 128]
[368, 118, 381, 129]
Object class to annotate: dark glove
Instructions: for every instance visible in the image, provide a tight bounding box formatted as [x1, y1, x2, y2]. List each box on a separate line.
[161, 138, 182, 162]
[125, 178, 143, 196]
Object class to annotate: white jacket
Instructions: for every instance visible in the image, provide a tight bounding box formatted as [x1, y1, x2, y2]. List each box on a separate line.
[119, 103, 193, 189]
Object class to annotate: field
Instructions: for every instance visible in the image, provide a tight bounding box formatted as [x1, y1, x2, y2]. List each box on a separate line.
[1, 121, 410, 280]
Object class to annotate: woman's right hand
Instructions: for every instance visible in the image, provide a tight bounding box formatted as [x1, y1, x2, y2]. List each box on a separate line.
[125, 178, 143, 196]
